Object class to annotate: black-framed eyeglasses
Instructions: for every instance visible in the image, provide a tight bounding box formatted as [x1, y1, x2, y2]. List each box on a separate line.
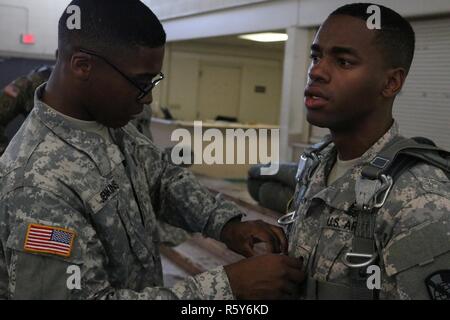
[79, 48, 164, 102]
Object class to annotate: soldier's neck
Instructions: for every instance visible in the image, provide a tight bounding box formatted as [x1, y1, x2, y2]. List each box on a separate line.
[43, 76, 93, 121]
[330, 118, 393, 161]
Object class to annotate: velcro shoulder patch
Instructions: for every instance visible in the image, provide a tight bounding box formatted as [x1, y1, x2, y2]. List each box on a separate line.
[383, 220, 450, 276]
[24, 224, 76, 258]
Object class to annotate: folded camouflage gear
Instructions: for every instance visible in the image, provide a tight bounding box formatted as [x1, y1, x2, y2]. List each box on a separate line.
[247, 163, 297, 213]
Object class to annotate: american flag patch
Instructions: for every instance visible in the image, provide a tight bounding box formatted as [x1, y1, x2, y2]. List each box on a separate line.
[24, 224, 76, 257]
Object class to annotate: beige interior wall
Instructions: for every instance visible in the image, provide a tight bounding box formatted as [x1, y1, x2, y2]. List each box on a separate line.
[164, 42, 284, 125]
[239, 64, 282, 124]
[164, 53, 200, 120]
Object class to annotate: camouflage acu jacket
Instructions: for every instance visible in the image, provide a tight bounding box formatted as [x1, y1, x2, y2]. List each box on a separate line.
[0, 85, 241, 300]
[288, 122, 450, 300]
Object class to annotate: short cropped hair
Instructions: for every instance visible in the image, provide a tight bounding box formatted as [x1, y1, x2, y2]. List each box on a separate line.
[58, 0, 166, 57]
[330, 3, 415, 73]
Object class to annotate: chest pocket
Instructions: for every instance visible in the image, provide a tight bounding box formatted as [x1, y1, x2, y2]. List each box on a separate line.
[311, 210, 354, 283]
[86, 180, 153, 271]
[288, 203, 319, 263]
[288, 199, 325, 271]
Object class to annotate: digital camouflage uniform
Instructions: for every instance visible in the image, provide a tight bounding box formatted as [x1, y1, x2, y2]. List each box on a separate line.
[0, 67, 190, 247]
[0, 85, 242, 299]
[288, 122, 450, 300]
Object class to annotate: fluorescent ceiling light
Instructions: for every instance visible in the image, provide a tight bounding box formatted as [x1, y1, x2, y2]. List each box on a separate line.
[238, 32, 288, 43]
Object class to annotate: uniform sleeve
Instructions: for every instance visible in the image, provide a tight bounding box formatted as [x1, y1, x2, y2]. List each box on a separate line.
[153, 159, 244, 241]
[0, 77, 34, 155]
[0, 187, 234, 300]
[382, 194, 450, 300]
[0, 77, 32, 126]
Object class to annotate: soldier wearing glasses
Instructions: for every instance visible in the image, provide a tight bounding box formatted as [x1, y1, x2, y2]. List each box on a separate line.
[0, 62, 191, 249]
[0, 64, 157, 156]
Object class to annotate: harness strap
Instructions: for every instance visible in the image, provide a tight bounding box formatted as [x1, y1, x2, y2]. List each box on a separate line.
[363, 137, 450, 180]
[305, 136, 449, 300]
[348, 136, 449, 300]
[349, 208, 379, 300]
[315, 278, 374, 300]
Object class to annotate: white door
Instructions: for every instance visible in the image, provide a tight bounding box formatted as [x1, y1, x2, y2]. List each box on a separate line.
[197, 64, 241, 121]
[394, 18, 450, 150]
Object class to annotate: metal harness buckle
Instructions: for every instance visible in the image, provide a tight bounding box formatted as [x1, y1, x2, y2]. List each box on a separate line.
[342, 252, 378, 268]
[373, 174, 393, 208]
[277, 211, 297, 225]
[278, 151, 322, 226]
[358, 174, 394, 211]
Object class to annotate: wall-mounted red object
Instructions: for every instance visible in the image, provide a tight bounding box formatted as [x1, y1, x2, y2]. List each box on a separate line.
[21, 34, 35, 45]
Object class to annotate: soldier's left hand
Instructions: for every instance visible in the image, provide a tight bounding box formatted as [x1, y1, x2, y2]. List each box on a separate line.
[220, 219, 288, 257]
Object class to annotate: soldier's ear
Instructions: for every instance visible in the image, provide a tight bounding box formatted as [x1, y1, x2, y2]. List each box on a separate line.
[70, 52, 93, 81]
[381, 67, 406, 98]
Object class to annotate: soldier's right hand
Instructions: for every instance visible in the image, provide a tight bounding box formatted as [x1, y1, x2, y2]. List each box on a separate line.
[224, 254, 305, 300]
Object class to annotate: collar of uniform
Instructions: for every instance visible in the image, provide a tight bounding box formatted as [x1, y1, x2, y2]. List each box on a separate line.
[304, 143, 336, 200]
[324, 121, 399, 169]
[121, 124, 153, 147]
[306, 121, 400, 213]
[107, 122, 152, 162]
[303, 145, 358, 213]
[309, 168, 363, 212]
[33, 84, 122, 176]
[357, 121, 400, 166]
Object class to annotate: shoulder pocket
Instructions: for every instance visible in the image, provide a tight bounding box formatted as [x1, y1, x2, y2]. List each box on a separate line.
[420, 178, 450, 198]
[6, 221, 83, 263]
[383, 220, 450, 277]
[6, 221, 84, 300]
